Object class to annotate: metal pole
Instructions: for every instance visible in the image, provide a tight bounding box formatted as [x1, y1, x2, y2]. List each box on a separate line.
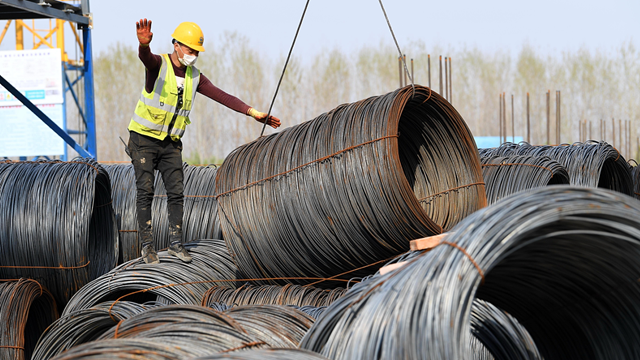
[511, 94, 515, 143]
[439, 56, 443, 96]
[82, 26, 97, 158]
[612, 118, 616, 148]
[546, 90, 550, 144]
[619, 119, 622, 152]
[398, 56, 403, 88]
[15, 20, 24, 50]
[444, 56, 448, 100]
[449, 57, 452, 104]
[556, 91, 561, 144]
[428, 54, 431, 89]
[589, 120, 592, 141]
[526, 93, 530, 143]
[411, 58, 414, 85]
[403, 54, 408, 88]
[503, 92, 507, 144]
[601, 119, 604, 141]
[499, 94, 503, 144]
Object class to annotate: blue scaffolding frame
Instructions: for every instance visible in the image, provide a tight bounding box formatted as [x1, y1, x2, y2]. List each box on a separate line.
[0, 0, 96, 159]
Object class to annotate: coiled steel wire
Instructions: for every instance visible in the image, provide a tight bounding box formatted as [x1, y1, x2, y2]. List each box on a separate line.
[0, 279, 58, 360]
[630, 160, 639, 200]
[0, 159, 118, 305]
[480, 155, 569, 204]
[300, 186, 640, 359]
[32, 301, 161, 360]
[215, 85, 485, 285]
[49, 338, 198, 359]
[224, 305, 315, 347]
[479, 141, 633, 195]
[62, 239, 237, 316]
[202, 284, 346, 308]
[103, 163, 222, 262]
[193, 348, 331, 359]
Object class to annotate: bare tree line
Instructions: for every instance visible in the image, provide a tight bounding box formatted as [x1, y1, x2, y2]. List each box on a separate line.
[90, 33, 640, 162]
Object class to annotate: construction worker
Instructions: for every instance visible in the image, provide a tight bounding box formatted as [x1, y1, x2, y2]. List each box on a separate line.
[129, 19, 281, 264]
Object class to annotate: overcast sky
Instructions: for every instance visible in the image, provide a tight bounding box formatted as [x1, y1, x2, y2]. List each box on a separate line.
[85, 0, 638, 61]
[0, 1, 637, 60]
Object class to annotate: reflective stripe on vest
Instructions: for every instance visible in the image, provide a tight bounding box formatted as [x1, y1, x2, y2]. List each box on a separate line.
[128, 54, 200, 141]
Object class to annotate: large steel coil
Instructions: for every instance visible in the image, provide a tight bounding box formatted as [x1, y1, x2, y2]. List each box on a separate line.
[32, 301, 160, 360]
[49, 338, 199, 359]
[202, 284, 346, 308]
[0, 159, 118, 306]
[215, 85, 485, 285]
[480, 155, 569, 204]
[193, 349, 331, 360]
[301, 186, 640, 359]
[224, 305, 315, 347]
[0, 279, 58, 360]
[479, 141, 633, 195]
[62, 239, 237, 316]
[103, 163, 222, 262]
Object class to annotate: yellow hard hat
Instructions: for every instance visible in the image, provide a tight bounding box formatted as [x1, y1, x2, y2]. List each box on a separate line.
[172, 22, 205, 52]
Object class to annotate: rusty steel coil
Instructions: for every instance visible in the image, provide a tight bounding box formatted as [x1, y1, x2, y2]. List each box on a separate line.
[0, 159, 118, 306]
[0, 279, 58, 360]
[103, 163, 223, 263]
[479, 141, 633, 195]
[480, 155, 570, 204]
[62, 240, 237, 316]
[215, 85, 485, 285]
[193, 348, 332, 360]
[202, 284, 346, 308]
[300, 186, 640, 359]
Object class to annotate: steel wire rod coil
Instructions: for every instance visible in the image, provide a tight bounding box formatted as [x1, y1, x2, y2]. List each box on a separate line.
[32, 301, 161, 360]
[479, 141, 633, 195]
[62, 239, 238, 316]
[300, 186, 640, 359]
[480, 155, 569, 204]
[103, 163, 223, 262]
[49, 338, 200, 360]
[0, 159, 118, 306]
[215, 85, 485, 285]
[202, 284, 347, 308]
[224, 305, 315, 347]
[0, 279, 58, 360]
[193, 348, 332, 360]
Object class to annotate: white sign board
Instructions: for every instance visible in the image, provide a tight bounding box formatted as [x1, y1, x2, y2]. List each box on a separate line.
[0, 48, 65, 157]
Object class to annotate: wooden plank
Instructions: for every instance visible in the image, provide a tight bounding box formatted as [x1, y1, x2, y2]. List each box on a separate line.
[410, 232, 449, 251]
[379, 261, 408, 275]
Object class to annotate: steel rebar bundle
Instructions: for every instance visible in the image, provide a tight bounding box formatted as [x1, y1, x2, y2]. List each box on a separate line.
[103, 163, 223, 262]
[224, 305, 315, 347]
[480, 155, 569, 204]
[193, 349, 331, 360]
[0, 159, 118, 305]
[479, 141, 633, 195]
[32, 301, 161, 360]
[301, 186, 640, 359]
[202, 284, 346, 308]
[0, 279, 58, 360]
[62, 239, 237, 316]
[215, 85, 485, 285]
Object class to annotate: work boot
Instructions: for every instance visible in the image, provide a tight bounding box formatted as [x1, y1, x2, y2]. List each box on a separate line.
[168, 242, 192, 263]
[141, 243, 160, 264]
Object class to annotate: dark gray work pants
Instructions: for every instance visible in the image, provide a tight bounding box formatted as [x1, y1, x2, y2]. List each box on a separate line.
[128, 130, 184, 248]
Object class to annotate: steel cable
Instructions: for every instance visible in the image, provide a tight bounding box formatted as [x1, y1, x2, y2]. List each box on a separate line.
[0, 159, 118, 306]
[0, 279, 58, 360]
[300, 186, 640, 359]
[215, 85, 485, 285]
[62, 239, 238, 316]
[202, 284, 347, 308]
[480, 155, 569, 204]
[479, 141, 633, 195]
[102, 163, 223, 263]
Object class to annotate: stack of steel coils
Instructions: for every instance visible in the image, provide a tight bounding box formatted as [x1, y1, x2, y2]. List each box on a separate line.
[215, 85, 485, 285]
[0, 159, 118, 305]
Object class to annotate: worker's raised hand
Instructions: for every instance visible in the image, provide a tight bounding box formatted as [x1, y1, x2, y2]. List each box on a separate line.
[136, 18, 153, 46]
[248, 108, 281, 129]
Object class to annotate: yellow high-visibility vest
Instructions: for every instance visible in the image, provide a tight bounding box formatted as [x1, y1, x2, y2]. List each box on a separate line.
[128, 54, 200, 141]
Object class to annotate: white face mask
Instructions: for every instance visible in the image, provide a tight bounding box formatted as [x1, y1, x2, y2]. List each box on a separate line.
[177, 44, 198, 66]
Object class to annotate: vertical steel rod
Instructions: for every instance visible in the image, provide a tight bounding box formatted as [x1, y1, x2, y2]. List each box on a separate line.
[556, 91, 561, 144]
[428, 54, 431, 89]
[411, 58, 414, 86]
[499, 94, 503, 144]
[612, 118, 616, 149]
[444, 56, 448, 101]
[511, 94, 515, 143]
[546, 90, 550, 144]
[439, 56, 443, 96]
[449, 57, 452, 104]
[398, 56, 403, 88]
[403, 54, 408, 88]
[526, 93, 530, 143]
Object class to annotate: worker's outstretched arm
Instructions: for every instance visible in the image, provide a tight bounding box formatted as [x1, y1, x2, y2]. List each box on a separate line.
[247, 108, 281, 129]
